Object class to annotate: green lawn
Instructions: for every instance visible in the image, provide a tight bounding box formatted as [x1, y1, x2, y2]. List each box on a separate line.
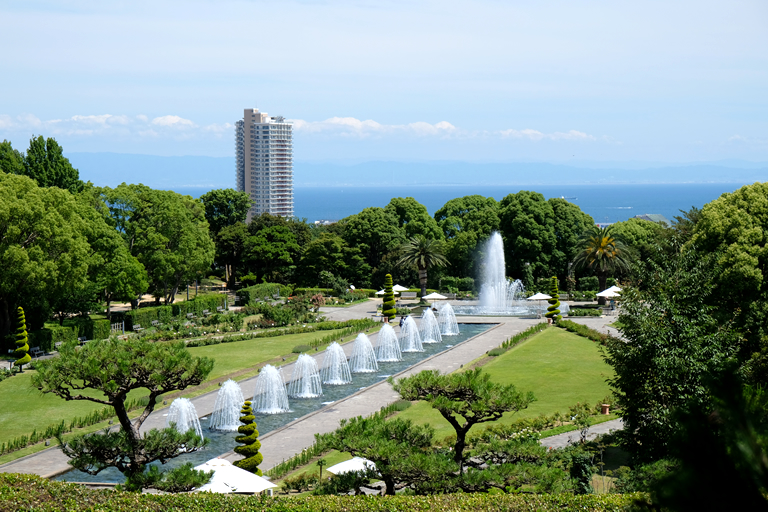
[394, 326, 614, 441]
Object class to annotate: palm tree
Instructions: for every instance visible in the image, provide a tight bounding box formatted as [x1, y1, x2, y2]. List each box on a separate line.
[397, 236, 449, 298]
[571, 226, 633, 305]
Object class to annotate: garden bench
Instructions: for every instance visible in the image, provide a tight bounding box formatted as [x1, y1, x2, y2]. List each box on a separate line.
[30, 346, 44, 358]
[133, 324, 144, 332]
[186, 313, 196, 319]
[216, 306, 225, 313]
[400, 292, 417, 299]
[203, 309, 211, 316]
[443, 293, 457, 299]
[151, 320, 160, 327]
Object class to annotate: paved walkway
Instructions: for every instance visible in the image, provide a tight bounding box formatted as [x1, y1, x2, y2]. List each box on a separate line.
[540, 418, 624, 449]
[0, 301, 618, 479]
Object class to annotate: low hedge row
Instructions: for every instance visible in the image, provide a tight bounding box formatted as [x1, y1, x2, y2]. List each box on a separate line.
[125, 295, 227, 331]
[557, 319, 611, 344]
[567, 308, 602, 317]
[236, 283, 293, 305]
[0, 474, 648, 511]
[294, 288, 378, 298]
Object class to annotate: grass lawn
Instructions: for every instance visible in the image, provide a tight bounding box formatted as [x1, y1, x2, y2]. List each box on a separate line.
[394, 326, 614, 442]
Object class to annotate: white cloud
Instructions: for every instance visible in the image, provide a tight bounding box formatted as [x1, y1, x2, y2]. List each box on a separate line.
[291, 116, 456, 137]
[151, 115, 195, 128]
[500, 128, 596, 141]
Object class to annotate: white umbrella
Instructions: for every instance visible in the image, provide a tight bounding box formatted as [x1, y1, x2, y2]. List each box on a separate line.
[326, 457, 377, 475]
[392, 284, 410, 292]
[526, 293, 552, 301]
[596, 289, 621, 298]
[194, 458, 278, 494]
[422, 292, 447, 300]
[376, 289, 399, 296]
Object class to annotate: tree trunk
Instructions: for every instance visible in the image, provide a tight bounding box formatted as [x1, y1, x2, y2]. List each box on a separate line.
[419, 267, 428, 298]
[597, 272, 607, 305]
[383, 476, 395, 496]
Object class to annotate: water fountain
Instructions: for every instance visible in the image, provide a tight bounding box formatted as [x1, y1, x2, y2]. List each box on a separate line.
[209, 379, 244, 431]
[321, 342, 352, 385]
[166, 398, 203, 439]
[420, 308, 442, 344]
[349, 333, 379, 373]
[399, 316, 424, 352]
[375, 324, 402, 362]
[438, 302, 460, 335]
[252, 364, 290, 414]
[288, 353, 323, 398]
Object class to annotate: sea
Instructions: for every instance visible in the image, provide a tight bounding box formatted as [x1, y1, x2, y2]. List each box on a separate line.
[173, 183, 746, 225]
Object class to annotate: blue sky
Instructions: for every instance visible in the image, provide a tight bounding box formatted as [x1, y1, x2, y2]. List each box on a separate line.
[1, 0, 767, 164]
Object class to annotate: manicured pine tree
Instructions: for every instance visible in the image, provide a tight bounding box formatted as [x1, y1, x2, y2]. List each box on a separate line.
[382, 274, 396, 322]
[13, 307, 31, 372]
[545, 277, 561, 324]
[233, 401, 263, 475]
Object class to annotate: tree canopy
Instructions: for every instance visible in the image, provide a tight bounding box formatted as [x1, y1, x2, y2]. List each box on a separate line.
[385, 197, 444, 240]
[199, 188, 252, 235]
[22, 136, 84, 193]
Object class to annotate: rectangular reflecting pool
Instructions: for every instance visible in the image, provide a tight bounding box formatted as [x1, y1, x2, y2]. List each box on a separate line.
[55, 323, 494, 484]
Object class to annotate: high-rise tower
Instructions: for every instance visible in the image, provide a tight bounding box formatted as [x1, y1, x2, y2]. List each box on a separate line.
[235, 108, 293, 219]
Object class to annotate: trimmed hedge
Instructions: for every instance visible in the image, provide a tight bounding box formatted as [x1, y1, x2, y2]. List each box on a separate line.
[124, 295, 227, 331]
[0, 474, 648, 511]
[293, 287, 333, 296]
[237, 283, 293, 305]
[28, 325, 78, 352]
[557, 319, 610, 344]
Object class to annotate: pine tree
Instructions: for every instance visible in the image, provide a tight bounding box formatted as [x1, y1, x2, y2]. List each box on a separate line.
[233, 401, 263, 475]
[545, 277, 561, 324]
[382, 274, 396, 321]
[13, 307, 31, 372]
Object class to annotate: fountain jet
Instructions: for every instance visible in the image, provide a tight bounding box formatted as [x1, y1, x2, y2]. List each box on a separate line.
[252, 364, 290, 414]
[438, 302, 460, 335]
[399, 316, 424, 352]
[321, 342, 352, 385]
[420, 308, 442, 343]
[349, 333, 379, 373]
[288, 353, 323, 398]
[375, 324, 402, 362]
[209, 379, 244, 431]
[166, 398, 203, 439]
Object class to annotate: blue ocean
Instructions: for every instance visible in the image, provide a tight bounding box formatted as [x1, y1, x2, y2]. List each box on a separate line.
[174, 183, 745, 225]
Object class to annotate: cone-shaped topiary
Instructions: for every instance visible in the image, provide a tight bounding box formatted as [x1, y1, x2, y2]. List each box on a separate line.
[233, 401, 263, 475]
[545, 277, 562, 323]
[382, 274, 396, 321]
[13, 307, 31, 371]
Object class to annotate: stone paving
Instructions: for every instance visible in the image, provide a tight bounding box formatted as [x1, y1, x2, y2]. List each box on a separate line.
[0, 299, 621, 480]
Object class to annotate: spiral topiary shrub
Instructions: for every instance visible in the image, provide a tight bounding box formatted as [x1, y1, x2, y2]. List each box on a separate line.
[382, 274, 396, 321]
[13, 307, 31, 371]
[233, 401, 263, 475]
[545, 277, 561, 324]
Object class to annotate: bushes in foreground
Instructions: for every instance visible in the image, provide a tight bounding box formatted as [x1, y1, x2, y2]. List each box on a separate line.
[0, 473, 646, 510]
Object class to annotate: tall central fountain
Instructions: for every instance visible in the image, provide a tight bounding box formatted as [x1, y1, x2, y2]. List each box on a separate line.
[478, 232, 525, 312]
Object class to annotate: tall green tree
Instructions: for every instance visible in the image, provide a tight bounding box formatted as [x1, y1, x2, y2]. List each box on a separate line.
[101, 184, 215, 304]
[610, 217, 666, 264]
[385, 197, 443, 240]
[233, 401, 264, 475]
[22, 136, 84, 193]
[244, 224, 300, 283]
[215, 222, 249, 287]
[571, 225, 633, 304]
[396, 236, 449, 297]
[0, 173, 92, 337]
[341, 207, 405, 271]
[498, 191, 557, 281]
[199, 188, 252, 235]
[33, 338, 214, 491]
[0, 140, 25, 175]
[13, 307, 31, 371]
[604, 249, 739, 461]
[548, 198, 594, 282]
[434, 195, 499, 239]
[392, 369, 534, 469]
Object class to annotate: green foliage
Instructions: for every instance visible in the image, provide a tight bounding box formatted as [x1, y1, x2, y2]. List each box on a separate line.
[567, 308, 601, 317]
[500, 323, 549, 349]
[13, 307, 31, 369]
[397, 236, 449, 296]
[382, 274, 396, 320]
[603, 248, 740, 461]
[21, 136, 84, 193]
[434, 195, 499, 240]
[0, 140, 25, 175]
[292, 344, 312, 353]
[313, 468, 376, 495]
[569, 452, 594, 494]
[577, 276, 599, 291]
[385, 197, 444, 240]
[128, 462, 213, 493]
[571, 226, 633, 300]
[487, 347, 507, 357]
[392, 368, 535, 465]
[237, 282, 293, 305]
[0, 473, 650, 510]
[199, 188, 252, 235]
[233, 401, 263, 475]
[544, 277, 561, 323]
[498, 191, 557, 281]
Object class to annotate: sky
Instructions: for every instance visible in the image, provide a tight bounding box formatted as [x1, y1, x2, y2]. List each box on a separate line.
[1, 0, 767, 165]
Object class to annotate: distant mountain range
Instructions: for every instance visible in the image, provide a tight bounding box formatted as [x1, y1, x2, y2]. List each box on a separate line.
[68, 152, 768, 190]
